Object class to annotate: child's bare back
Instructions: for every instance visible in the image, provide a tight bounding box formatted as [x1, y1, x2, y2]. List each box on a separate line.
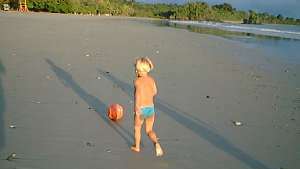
[134, 75, 157, 108]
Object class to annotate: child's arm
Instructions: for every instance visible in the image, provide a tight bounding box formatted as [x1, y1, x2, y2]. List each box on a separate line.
[134, 79, 142, 115]
[153, 79, 157, 96]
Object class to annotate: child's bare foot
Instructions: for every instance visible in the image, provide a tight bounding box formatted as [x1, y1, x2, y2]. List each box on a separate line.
[131, 146, 140, 153]
[155, 143, 163, 157]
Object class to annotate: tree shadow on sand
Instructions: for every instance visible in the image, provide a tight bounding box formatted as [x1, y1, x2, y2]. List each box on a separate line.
[45, 59, 133, 147]
[97, 68, 273, 169]
[0, 59, 6, 151]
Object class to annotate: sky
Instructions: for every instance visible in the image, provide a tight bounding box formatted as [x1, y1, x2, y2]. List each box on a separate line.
[137, 0, 300, 19]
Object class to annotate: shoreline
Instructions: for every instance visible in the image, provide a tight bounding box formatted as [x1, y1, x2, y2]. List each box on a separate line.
[222, 20, 243, 24]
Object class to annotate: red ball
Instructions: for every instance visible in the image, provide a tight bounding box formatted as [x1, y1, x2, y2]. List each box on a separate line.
[107, 104, 123, 121]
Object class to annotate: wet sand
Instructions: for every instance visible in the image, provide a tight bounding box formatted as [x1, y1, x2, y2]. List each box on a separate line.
[0, 11, 299, 169]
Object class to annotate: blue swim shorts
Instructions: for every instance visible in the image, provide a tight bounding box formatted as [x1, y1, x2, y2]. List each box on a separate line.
[141, 106, 155, 118]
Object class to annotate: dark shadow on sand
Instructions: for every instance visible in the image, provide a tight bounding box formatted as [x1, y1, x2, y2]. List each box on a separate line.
[46, 59, 133, 147]
[97, 68, 273, 169]
[0, 59, 6, 151]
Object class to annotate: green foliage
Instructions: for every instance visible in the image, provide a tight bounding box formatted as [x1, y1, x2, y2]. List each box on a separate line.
[212, 3, 234, 13]
[3, 0, 299, 25]
[243, 10, 260, 24]
[25, 0, 135, 15]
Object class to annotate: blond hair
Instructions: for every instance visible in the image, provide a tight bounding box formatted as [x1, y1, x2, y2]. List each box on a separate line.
[135, 57, 154, 73]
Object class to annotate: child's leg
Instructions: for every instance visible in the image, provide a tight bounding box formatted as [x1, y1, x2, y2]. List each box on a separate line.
[131, 114, 144, 152]
[145, 115, 164, 156]
[145, 115, 158, 143]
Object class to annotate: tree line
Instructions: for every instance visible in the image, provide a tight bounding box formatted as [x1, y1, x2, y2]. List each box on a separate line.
[1, 0, 300, 25]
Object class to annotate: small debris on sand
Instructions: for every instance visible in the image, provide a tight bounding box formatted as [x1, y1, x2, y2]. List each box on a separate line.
[9, 125, 16, 129]
[6, 153, 17, 161]
[86, 142, 95, 147]
[232, 121, 243, 126]
[32, 100, 41, 104]
[252, 75, 261, 80]
[88, 107, 96, 111]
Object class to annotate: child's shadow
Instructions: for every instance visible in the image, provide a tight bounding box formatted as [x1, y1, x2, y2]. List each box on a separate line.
[46, 59, 132, 147]
[97, 68, 273, 169]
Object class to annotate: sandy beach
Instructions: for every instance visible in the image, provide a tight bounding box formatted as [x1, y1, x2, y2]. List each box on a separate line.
[0, 11, 299, 169]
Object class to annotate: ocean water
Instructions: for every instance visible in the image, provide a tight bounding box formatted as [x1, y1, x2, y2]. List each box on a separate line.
[168, 20, 300, 40]
[156, 20, 300, 64]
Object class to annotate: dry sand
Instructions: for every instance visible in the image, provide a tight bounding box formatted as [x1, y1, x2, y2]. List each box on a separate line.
[0, 11, 299, 169]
